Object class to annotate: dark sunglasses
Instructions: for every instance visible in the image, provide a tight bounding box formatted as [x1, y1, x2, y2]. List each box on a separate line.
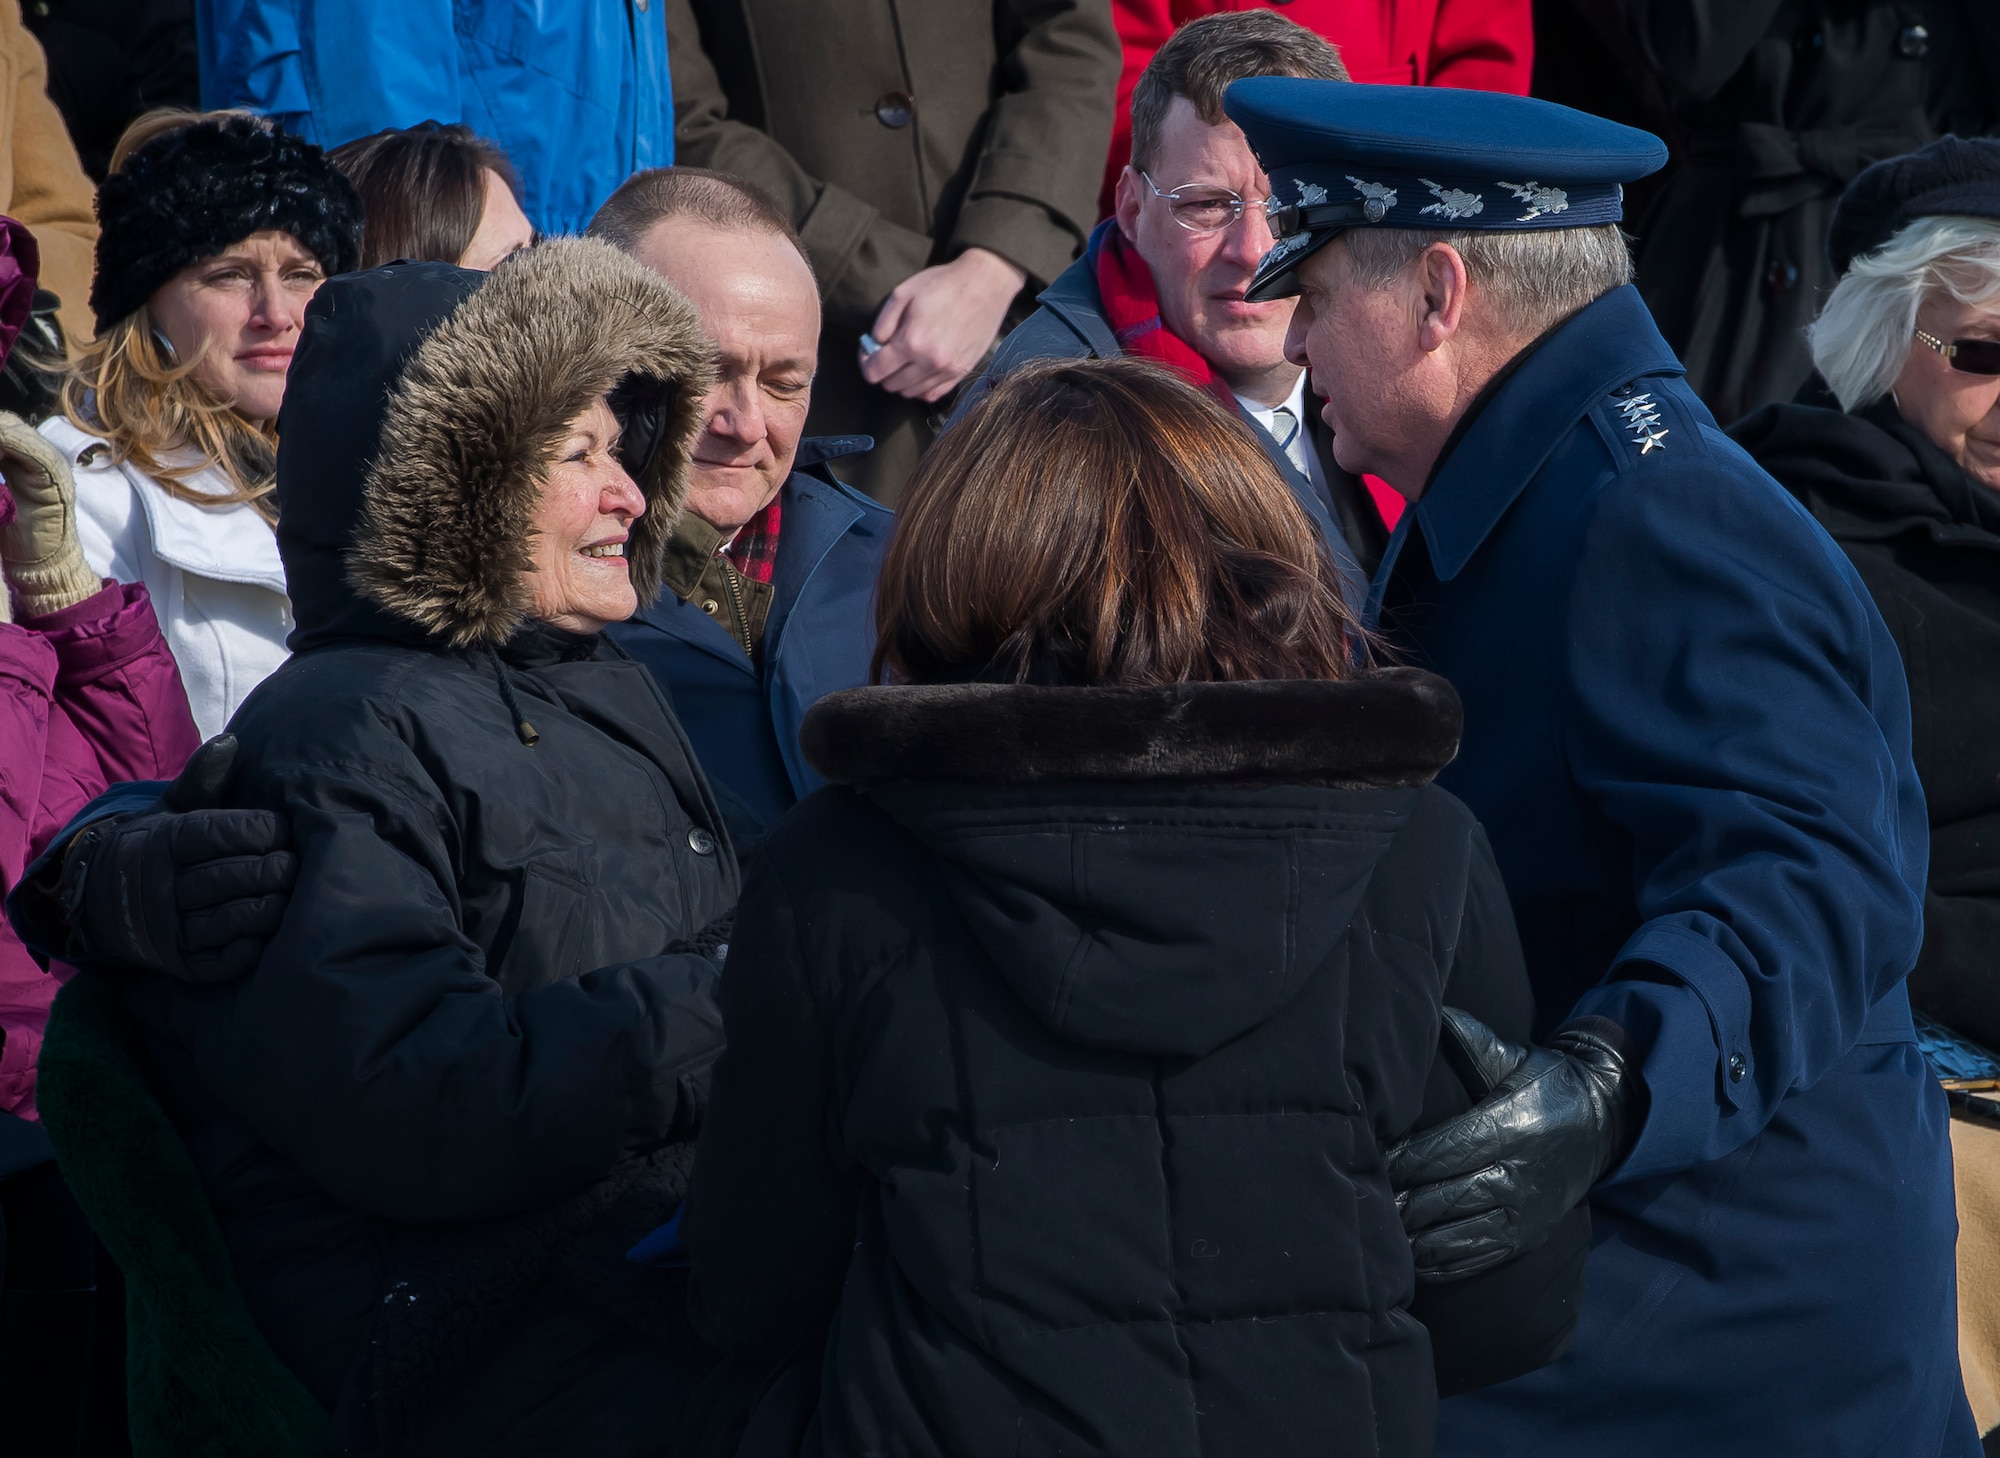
[1915, 329, 2000, 376]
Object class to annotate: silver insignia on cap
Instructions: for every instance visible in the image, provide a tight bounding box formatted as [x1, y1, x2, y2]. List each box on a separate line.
[1498, 180, 1570, 222]
[1418, 179, 1484, 220]
[1295, 179, 1329, 206]
[1347, 176, 1397, 223]
[1262, 230, 1312, 265]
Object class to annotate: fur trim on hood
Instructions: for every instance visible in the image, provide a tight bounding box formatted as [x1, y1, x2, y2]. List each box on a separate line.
[802, 668, 1462, 788]
[347, 237, 713, 649]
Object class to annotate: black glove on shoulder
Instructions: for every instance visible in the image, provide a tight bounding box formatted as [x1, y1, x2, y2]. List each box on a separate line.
[1386, 1007, 1637, 1283]
[664, 913, 734, 967]
[58, 736, 297, 983]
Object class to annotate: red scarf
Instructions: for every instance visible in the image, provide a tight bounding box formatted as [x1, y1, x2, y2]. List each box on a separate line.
[1091, 223, 1406, 529]
[1091, 225, 1236, 405]
[722, 496, 781, 584]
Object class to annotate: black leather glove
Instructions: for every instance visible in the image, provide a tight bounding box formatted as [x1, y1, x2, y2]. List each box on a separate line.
[1386, 1007, 1637, 1283]
[57, 736, 297, 983]
[665, 913, 734, 966]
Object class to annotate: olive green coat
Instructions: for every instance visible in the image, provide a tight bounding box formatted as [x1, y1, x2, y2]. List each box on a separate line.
[666, 0, 1120, 499]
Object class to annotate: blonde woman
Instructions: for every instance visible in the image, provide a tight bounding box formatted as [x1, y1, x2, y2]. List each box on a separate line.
[41, 111, 362, 735]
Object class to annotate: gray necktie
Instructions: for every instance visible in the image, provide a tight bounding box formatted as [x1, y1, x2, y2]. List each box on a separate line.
[1270, 404, 1309, 478]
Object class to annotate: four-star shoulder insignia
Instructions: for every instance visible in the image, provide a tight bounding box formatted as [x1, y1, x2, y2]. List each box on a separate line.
[1615, 391, 1669, 455]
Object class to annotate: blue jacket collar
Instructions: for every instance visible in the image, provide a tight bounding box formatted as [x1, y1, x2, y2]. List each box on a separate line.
[795, 434, 874, 473]
[1414, 285, 1683, 582]
[764, 466, 871, 653]
[629, 436, 878, 663]
[1037, 226, 1121, 360]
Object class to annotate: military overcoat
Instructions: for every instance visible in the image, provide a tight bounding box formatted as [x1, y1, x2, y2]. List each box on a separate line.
[1369, 283, 1974, 1456]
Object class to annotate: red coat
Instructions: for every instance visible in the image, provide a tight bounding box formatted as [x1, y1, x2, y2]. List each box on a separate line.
[1101, 0, 1534, 215]
[0, 581, 198, 1118]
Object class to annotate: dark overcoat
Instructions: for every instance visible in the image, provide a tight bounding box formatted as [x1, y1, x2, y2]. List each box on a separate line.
[609, 441, 893, 856]
[680, 673, 1587, 1457]
[1734, 395, 2000, 1051]
[1369, 284, 1974, 1455]
[667, 0, 1121, 499]
[1620, 0, 1999, 422]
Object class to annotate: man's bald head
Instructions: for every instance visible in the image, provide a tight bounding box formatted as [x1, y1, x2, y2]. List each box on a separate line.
[589, 168, 822, 531]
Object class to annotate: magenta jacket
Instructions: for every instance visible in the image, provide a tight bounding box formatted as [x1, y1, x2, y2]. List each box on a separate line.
[0, 580, 199, 1118]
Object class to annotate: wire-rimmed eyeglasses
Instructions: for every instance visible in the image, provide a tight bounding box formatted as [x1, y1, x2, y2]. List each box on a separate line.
[1139, 172, 1280, 236]
[1915, 329, 2000, 377]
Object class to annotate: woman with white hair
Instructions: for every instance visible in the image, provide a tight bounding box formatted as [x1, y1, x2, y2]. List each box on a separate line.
[1733, 136, 2000, 1053]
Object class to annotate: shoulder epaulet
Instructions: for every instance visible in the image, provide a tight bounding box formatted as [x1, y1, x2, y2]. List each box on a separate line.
[1589, 377, 1703, 470]
[1609, 384, 1671, 456]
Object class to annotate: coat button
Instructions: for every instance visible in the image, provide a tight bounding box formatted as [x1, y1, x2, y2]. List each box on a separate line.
[1898, 25, 1929, 58]
[1728, 1053, 1747, 1082]
[874, 91, 915, 129]
[701, 598, 720, 615]
[688, 827, 717, 856]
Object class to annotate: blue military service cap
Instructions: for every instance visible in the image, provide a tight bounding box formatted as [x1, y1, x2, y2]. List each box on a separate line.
[1226, 78, 1669, 303]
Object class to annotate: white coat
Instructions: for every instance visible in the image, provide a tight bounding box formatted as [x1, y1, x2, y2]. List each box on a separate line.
[42, 416, 291, 739]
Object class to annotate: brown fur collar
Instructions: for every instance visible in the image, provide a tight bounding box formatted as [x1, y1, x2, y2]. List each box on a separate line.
[346, 238, 713, 648]
[802, 668, 1463, 788]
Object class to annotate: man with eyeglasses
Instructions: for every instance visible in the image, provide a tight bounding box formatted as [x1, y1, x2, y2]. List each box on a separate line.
[957, 11, 1385, 603]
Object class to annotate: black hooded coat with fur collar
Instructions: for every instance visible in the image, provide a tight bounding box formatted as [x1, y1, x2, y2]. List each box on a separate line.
[118, 242, 740, 1457]
[678, 672, 1589, 1458]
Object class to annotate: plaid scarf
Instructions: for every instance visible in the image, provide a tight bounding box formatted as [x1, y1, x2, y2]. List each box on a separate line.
[722, 495, 782, 584]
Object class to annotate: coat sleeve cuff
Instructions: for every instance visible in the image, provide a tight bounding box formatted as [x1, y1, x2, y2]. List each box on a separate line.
[24, 581, 165, 687]
[800, 185, 935, 333]
[949, 191, 1083, 292]
[1571, 922, 1761, 1182]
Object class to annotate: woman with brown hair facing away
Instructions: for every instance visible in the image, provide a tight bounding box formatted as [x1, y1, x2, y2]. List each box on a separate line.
[41, 108, 362, 737]
[677, 356, 1588, 1458]
[329, 120, 534, 271]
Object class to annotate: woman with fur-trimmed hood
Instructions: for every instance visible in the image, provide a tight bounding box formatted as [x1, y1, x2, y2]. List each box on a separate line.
[44, 238, 738, 1456]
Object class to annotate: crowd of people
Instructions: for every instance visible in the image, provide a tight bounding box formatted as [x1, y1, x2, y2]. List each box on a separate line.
[0, 2, 1992, 1456]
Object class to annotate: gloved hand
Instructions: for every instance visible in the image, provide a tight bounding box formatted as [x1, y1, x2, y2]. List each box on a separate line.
[0, 410, 98, 619]
[1386, 1007, 1637, 1283]
[665, 912, 734, 966]
[56, 736, 298, 982]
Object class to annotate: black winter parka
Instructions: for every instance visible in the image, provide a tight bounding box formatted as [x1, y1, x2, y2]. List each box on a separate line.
[119, 243, 738, 1454]
[1734, 394, 2000, 1049]
[681, 673, 1587, 1458]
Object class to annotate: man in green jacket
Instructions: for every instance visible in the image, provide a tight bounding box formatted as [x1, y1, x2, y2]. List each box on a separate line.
[667, 0, 1121, 501]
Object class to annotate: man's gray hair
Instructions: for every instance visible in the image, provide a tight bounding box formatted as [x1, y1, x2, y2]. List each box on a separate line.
[1808, 215, 2000, 411]
[1339, 223, 1634, 339]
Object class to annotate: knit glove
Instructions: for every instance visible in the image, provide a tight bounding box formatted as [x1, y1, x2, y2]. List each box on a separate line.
[0, 410, 99, 619]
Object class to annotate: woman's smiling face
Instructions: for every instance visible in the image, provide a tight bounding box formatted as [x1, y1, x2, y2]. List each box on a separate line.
[527, 395, 647, 634]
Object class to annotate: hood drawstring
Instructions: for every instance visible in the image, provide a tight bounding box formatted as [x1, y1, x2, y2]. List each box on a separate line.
[487, 646, 540, 747]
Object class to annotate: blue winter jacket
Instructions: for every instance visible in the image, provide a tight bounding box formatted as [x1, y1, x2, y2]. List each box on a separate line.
[1372, 285, 1974, 1457]
[609, 440, 890, 857]
[197, 0, 672, 235]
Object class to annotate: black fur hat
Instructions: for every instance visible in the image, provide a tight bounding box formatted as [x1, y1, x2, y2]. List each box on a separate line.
[90, 115, 365, 332]
[1829, 135, 2000, 274]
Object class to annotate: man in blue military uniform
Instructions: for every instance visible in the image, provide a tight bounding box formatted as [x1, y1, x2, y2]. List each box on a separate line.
[1226, 77, 1976, 1454]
